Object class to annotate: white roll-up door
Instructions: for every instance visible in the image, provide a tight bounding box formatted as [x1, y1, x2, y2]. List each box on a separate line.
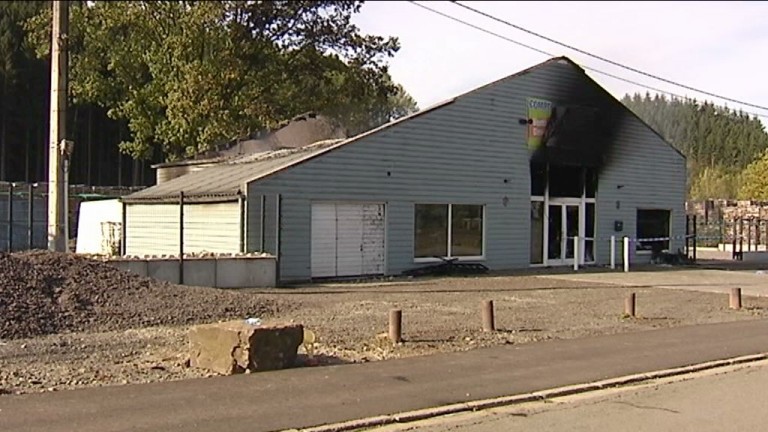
[311, 202, 385, 278]
[361, 204, 385, 275]
[310, 203, 338, 278]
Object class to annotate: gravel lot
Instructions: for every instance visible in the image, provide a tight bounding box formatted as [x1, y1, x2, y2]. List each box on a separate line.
[3, 269, 767, 395]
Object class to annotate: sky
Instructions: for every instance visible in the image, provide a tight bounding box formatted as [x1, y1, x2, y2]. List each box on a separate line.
[352, 1, 768, 123]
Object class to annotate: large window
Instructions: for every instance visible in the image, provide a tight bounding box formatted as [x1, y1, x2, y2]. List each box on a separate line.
[636, 209, 671, 252]
[415, 204, 484, 259]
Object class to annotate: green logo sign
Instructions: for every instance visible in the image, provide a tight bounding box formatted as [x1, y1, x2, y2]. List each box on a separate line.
[527, 98, 553, 152]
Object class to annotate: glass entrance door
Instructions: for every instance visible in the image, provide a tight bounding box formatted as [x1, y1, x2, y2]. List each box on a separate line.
[547, 202, 581, 265]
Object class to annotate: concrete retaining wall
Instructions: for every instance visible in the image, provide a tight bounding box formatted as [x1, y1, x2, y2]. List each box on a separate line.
[109, 256, 276, 288]
[696, 247, 768, 263]
[716, 244, 768, 252]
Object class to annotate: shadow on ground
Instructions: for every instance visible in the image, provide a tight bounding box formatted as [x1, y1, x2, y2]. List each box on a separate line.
[294, 353, 351, 367]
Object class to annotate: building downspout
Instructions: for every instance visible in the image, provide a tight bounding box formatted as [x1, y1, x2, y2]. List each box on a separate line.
[238, 192, 245, 254]
[275, 194, 281, 286]
[260, 194, 266, 252]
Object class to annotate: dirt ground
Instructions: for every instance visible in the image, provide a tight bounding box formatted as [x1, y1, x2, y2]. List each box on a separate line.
[0, 251, 279, 340]
[3, 272, 768, 396]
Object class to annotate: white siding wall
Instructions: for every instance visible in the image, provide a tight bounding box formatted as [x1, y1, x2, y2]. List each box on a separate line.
[126, 202, 241, 255]
[595, 113, 687, 265]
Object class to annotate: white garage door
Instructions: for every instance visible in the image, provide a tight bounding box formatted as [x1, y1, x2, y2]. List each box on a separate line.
[311, 203, 385, 278]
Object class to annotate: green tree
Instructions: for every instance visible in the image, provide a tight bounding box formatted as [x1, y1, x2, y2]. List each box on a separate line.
[0, 1, 48, 181]
[738, 151, 768, 200]
[27, 1, 417, 162]
[689, 165, 740, 200]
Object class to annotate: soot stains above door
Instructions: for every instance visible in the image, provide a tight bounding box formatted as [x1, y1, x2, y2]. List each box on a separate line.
[530, 162, 597, 198]
[531, 104, 619, 168]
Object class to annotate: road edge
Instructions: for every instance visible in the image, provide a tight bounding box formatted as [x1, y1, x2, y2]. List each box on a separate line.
[285, 353, 768, 432]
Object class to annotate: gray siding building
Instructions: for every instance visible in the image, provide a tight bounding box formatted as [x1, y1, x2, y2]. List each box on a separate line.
[122, 57, 686, 283]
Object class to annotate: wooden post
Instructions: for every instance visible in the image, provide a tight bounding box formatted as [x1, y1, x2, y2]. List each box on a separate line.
[624, 292, 636, 317]
[730, 288, 742, 310]
[482, 300, 495, 332]
[389, 309, 402, 344]
[610, 235, 616, 269]
[47, 0, 69, 252]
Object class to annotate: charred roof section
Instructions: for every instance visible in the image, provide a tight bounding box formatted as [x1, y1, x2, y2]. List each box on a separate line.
[533, 103, 620, 167]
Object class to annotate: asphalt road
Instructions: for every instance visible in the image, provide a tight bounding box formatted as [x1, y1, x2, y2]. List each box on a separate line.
[394, 361, 768, 432]
[2, 319, 768, 432]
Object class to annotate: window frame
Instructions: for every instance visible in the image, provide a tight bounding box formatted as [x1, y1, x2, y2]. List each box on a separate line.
[414, 203, 486, 263]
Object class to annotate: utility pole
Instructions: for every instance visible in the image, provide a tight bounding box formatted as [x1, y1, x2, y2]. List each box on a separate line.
[48, 0, 70, 252]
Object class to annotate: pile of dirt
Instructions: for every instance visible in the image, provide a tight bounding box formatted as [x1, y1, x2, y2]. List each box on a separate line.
[0, 251, 279, 340]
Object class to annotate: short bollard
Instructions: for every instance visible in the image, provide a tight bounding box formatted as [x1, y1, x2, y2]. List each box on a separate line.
[624, 292, 636, 317]
[389, 309, 402, 343]
[730, 288, 742, 310]
[482, 300, 495, 332]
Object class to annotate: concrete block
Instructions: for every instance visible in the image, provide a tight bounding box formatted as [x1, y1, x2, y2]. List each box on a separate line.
[147, 259, 181, 284]
[742, 252, 768, 263]
[182, 258, 216, 287]
[188, 321, 303, 375]
[109, 260, 131, 273]
[215, 257, 276, 288]
[107, 259, 148, 277]
[125, 259, 149, 277]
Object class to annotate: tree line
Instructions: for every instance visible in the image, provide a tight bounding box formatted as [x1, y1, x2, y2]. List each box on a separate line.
[6, 2, 766, 198]
[0, 1, 417, 186]
[622, 93, 768, 200]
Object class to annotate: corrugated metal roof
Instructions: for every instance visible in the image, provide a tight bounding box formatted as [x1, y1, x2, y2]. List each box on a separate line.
[122, 141, 340, 203]
[120, 96, 455, 204]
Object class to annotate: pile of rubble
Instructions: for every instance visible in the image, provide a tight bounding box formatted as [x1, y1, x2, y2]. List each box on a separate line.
[0, 251, 278, 340]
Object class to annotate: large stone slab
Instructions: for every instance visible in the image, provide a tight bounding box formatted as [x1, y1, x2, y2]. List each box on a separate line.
[188, 321, 303, 375]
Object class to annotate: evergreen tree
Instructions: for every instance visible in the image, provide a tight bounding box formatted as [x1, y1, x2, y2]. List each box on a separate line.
[622, 93, 768, 199]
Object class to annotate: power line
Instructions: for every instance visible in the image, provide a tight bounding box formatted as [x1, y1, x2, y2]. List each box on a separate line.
[408, 1, 768, 120]
[409, 1, 553, 57]
[450, 0, 768, 113]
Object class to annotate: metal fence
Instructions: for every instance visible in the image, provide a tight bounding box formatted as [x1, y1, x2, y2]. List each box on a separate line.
[0, 184, 49, 251]
[0, 182, 143, 253]
[690, 214, 768, 256]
